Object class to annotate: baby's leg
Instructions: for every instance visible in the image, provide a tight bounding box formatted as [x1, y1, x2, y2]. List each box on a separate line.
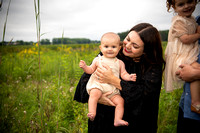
[190, 62, 200, 113]
[111, 95, 129, 127]
[88, 88, 102, 121]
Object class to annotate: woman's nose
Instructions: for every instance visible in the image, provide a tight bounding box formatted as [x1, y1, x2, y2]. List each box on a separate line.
[125, 43, 131, 49]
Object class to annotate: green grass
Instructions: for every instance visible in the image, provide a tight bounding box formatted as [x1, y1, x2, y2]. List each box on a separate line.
[0, 43, 182, 132]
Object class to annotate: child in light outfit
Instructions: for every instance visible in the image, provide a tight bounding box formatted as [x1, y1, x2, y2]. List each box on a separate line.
[165, 0, 200, 113]
[79, 32, 136, 126]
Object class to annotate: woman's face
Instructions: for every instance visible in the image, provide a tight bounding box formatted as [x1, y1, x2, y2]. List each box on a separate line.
[122, 31, 144, 59]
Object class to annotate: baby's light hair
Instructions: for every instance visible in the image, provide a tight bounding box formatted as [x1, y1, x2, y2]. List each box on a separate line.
[101, 32, 120, 45]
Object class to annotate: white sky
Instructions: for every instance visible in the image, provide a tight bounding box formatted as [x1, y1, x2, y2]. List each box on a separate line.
[0, 0, 199, 42]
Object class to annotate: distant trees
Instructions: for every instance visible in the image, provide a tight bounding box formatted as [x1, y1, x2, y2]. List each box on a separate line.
[118, 31, 129, 41]
[159, 30, 169, 42]
[41, 39, 51, 45]
[1, 30, 169, 45]
[52, 38, 91, 44]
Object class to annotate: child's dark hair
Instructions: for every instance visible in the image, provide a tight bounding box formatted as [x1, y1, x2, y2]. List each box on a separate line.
[166, 0, 199, 12]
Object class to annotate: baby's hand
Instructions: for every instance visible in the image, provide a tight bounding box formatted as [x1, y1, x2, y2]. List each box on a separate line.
[130, 73, 137, 81]
[79, 60, 86, 68]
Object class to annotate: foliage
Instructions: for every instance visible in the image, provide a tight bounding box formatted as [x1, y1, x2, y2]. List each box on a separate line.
[0, 44, 99, 132]
[40, 39, 51, 45]
[0, 43, 183, 132]
[157, 88, 183, 133]
[159, 30, 169, 42]
[118, 31, 129, 41]
[52, 38, 92, 45]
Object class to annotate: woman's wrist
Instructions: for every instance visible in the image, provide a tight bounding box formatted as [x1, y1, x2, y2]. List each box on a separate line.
[109, 75, 122, 90]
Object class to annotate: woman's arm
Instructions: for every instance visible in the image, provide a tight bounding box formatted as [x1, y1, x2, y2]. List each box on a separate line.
[96, 63, 162, 107]
[95, 63, 122, 90]
[120, 65, 163, 105]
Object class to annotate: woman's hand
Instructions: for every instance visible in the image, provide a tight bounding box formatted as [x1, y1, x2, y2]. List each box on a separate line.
[98, 91, 116, 106]
[96, 62, 122, 90]
[95, 63, 114, 84]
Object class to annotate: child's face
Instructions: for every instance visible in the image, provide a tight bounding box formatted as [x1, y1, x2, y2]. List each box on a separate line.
[99, 38, 121, 58]
[174, 0, 196, 17]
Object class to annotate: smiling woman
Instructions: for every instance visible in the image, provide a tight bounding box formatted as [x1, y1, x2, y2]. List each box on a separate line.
[75, 23, 166, 133]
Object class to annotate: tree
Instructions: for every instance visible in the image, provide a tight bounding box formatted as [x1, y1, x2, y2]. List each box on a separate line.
[159, 30, 169, 42]
[118, 31, 129, 41]
[41, 39, 51, 45]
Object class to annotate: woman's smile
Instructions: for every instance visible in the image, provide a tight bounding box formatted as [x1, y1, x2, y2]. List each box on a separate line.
[124, 47, 131, 53]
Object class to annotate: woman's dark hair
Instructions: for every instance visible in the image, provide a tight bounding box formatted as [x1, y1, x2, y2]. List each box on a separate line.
[127, 23, 165, 72]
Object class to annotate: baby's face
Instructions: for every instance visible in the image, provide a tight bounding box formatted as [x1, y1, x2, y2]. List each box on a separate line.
[100, 38, 121, 58]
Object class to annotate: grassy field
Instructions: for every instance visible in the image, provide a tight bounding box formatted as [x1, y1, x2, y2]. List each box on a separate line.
[0, 43, 182, 133]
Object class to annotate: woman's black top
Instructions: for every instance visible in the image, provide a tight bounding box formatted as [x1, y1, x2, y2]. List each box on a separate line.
[74, 53, 163, 133]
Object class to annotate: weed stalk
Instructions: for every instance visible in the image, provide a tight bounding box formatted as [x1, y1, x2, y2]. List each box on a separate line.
[34, 0, 44, 132]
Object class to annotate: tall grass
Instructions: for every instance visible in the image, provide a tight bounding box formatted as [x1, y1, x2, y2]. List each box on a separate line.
[0, 0, 182, 132]
[0, 43, 183, 132]
[0, 44, 100, 132]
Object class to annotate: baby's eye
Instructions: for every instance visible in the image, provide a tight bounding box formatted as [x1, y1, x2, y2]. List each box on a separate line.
[105, 46, 108, 48]
[112, 46, 116, 48]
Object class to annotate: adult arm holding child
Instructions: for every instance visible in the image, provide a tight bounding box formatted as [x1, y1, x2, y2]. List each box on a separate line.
[176, 64, 200, 82]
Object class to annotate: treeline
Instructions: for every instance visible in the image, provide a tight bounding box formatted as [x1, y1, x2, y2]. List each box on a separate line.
[0, 30, 168, 45]
[0, 38, 100, 45]
[52, 38, 99, 44]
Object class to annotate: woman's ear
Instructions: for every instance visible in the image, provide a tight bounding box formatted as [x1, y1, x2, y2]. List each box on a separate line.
[119, 46, 122, 50]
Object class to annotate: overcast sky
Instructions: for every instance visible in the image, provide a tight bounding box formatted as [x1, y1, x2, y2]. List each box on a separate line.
[0, 0, 199, 42]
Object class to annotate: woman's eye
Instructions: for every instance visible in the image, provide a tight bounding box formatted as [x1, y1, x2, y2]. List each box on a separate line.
[125, 37, 130, 42]
[177, 3, 184, 7]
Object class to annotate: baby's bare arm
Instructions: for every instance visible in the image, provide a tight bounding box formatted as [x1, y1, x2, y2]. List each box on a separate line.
[79, 58, 98, 74]
[119, 60, 136, 81]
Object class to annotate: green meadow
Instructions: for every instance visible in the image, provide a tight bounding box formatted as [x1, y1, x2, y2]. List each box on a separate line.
[0, 43, 182, 133]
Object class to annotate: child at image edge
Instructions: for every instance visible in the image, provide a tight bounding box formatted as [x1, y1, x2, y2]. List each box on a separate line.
[165, 0, 200, 113]
[79, 32, 136, 126]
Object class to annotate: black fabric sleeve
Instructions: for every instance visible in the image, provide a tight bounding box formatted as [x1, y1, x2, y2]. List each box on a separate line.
[120, 65, 162, 108]
[73, 72, 90, 103]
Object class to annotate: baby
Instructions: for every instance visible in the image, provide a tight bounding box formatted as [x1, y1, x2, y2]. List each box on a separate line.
[79, 32, 136, 126]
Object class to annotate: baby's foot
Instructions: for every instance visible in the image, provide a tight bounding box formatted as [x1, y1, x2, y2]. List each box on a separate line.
[87, 113, 95, 121]
[191, 104, 200, 114]
[114, 120, 129, 127]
